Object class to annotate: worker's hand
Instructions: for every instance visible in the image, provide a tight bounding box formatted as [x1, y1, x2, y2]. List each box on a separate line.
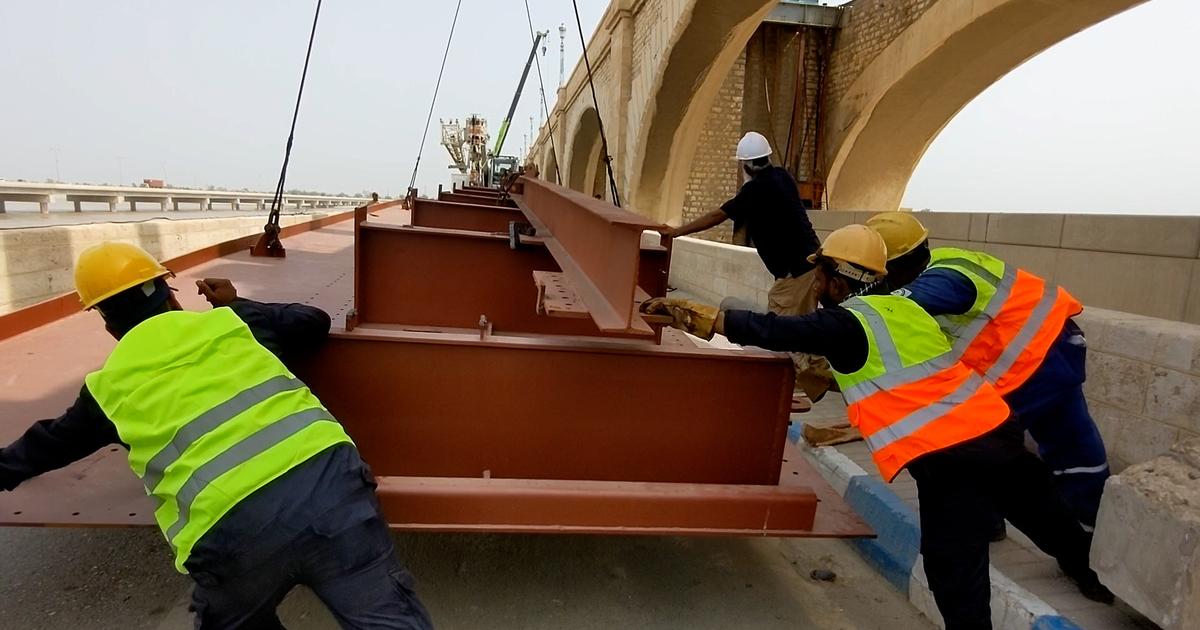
[196, 278, 238, 308]
[641, 298, 720, 340]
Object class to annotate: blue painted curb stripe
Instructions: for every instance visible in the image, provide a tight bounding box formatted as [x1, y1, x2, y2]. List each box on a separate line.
[842, 475, 921, 593]
[787, 421, 803, 444]
[1031, 616, 1084, 630]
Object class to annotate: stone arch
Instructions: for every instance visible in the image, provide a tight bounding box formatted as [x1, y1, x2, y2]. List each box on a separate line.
[821, 0, 1147, 211]
[626, 0, 779, 223]
[539, 144, 559, 184]
[567, 107, 603, 195]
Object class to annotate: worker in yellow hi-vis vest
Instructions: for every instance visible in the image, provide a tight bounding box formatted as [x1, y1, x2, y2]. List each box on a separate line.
[0, 242, 432, 630]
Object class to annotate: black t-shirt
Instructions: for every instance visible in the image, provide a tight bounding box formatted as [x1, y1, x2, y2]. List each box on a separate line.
[720, 166, 820, 279]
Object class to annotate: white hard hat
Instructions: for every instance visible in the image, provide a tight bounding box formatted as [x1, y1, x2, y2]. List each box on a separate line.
[736, 132, 772, 161]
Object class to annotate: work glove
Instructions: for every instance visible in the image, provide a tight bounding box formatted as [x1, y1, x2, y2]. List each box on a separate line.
[640, 298, 720, 340]
[196, 278, 238, 308]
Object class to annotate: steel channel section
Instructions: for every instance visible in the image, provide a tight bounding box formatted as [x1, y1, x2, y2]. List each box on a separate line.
[355, 221, 654, 338]
[515, 178, 663, 335]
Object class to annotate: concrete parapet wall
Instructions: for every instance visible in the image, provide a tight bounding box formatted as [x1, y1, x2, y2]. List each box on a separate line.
[1075, 307, 1200, 471]
[807, 211, 1200, 323]
[0, 212, 332, 315]
[668, 232, 1200, 470]
[669, 236, 774, 310]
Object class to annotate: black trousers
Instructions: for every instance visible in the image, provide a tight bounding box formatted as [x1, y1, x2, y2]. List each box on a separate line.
[906, 420, 1093, 630]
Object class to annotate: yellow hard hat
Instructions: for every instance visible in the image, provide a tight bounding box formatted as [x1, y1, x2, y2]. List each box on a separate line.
[74, 242, 171, 309]
[806, 224, 889, 281]
[865, 212, 929, 261]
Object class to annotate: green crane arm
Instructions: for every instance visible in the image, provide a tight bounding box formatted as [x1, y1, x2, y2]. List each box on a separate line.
[493, 31, 545, 157]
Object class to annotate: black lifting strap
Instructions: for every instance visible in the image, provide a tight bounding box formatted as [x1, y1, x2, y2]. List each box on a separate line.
[252, 0, 323, 258]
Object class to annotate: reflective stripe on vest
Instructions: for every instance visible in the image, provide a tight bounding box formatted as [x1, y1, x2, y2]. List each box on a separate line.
[834, 295, 1010, 481]
[927, 247, 1082, 394]
[85, 308, 353, 573]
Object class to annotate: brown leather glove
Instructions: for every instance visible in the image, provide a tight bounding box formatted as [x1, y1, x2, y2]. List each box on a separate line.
[640, 298, 720, 340]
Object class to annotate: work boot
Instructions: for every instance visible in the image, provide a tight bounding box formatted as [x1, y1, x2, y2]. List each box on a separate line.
[989, 519, 1008, 543]
[1062, 565, 1116, 604]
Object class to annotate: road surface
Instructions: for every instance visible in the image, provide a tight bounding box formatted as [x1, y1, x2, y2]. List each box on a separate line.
[0, 527, 934, 629]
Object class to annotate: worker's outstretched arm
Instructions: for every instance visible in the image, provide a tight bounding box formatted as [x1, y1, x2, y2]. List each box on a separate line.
[895, 268, 976, 316]
[664, 209, 728, 239]
[197, 279, 332, 363]
[0, 386, 120, 491]
[722, 308, 869, 374]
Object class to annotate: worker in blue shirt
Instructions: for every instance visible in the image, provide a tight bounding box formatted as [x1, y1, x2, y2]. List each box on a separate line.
[866, 212, 1109, 534]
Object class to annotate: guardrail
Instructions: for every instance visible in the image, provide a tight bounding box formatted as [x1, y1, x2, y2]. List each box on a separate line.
[0, 181, 372, 214]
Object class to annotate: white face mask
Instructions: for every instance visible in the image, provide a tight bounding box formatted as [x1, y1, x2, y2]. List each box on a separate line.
[740, 161, 752, 184]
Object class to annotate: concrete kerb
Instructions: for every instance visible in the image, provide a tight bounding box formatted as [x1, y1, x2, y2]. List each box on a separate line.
[795, 435, 1084, 630]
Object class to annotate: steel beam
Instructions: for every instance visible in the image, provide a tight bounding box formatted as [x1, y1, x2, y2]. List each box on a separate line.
[514, 178, 666, 335]
[375, 477, 817, 535]
[297, 327, 794, 485]
[439, 191, 516, 207]
[411, 198, 526, 233]
[352, 212, 668, 336]
[354, 221, 656, 337]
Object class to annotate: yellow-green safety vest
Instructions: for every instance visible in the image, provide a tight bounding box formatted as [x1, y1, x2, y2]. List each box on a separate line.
[832, 295, 1009, 481]
[925, 247, 1010, 344]
[86, 308, 352, 573]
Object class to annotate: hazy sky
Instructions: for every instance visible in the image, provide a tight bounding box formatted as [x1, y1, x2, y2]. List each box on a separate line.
[1, 0, 1195, 213]
[0, 0, 605, 197]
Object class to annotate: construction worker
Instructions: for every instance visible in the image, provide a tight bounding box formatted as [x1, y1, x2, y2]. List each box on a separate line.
[0, 243, 432, 630]
[865, 212, 1109, 532]
[662, 131, 831, 400]
[643, 225, 1111, 629]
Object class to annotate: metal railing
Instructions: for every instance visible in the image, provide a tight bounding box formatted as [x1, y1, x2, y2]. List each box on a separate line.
[0, 181, 372, 214]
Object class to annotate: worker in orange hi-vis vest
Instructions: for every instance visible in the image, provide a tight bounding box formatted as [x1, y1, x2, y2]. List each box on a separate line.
[643, 224, 1112, 630]
[867, 211, 1109, 537]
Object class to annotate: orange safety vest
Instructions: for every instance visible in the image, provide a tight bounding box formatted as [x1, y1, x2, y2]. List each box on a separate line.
[925, 248, 1083, 395]
[834, 295, 1011, 481]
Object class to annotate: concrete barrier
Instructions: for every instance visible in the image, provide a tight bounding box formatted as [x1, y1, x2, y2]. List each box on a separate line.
[686, 211, 1200, 323]
[1091, 437, 1200, 630]
[0, 212, 337, 315]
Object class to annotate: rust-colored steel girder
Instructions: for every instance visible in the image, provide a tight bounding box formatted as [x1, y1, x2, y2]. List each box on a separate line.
[439, 191, 516, 207]
[350, 207, 669, 334]
[375, 477, 817, 535]
[352, 220, 654, 338]
[460, 185, 503, 195]
[514, 177, 668, 336]
[411, 198, 527, 233]
[289, 327, 825, 535]
[297, 327, 793, 486]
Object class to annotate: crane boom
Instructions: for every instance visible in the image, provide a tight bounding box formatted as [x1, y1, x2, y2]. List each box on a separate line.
[492, 30, 546, 158]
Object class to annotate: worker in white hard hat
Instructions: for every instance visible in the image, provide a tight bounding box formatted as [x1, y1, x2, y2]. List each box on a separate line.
[642, 224, 1111, 630]
[661, 131, 831, 402]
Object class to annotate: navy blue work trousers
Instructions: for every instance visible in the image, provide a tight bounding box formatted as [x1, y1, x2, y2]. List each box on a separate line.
[187, 507, 432, 630]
